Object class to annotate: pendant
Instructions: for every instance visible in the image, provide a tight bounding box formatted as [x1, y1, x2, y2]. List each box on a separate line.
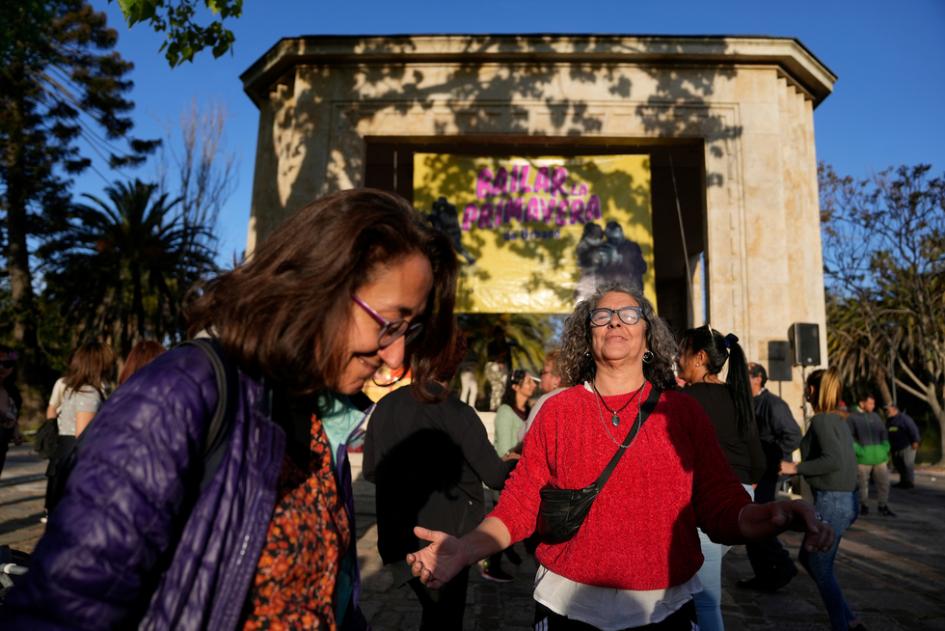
[611, 413, 620, 427]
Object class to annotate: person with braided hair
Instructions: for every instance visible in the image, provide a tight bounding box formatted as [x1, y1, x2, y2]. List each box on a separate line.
[676, 325, 765, 631]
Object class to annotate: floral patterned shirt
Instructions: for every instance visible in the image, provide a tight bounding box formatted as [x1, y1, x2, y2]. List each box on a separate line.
[243, 414, 351, 630]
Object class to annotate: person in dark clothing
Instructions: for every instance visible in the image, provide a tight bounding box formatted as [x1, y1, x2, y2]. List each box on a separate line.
[885, 403, 921, 489]
[676, 326, 765, 631]
[0, 346, 23, 479]
[363, 336, 513, 630]
[738, 362, 802, 592]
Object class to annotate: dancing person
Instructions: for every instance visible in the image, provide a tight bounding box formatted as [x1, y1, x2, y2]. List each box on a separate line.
[44, 341, 114, 513]
[117, 340, 167, 385]
[407, 284, 834, 631]
[780, 368, 864, 631]
[363, 335, 512, 630]
[676, 326, 765, 631]
[6, 189, 458, 630]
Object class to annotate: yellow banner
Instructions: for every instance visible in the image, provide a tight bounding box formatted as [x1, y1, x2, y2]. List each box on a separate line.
[414, 154, 654, 313]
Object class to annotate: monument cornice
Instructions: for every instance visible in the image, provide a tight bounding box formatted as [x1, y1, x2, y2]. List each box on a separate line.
[241, 34, 836, 109]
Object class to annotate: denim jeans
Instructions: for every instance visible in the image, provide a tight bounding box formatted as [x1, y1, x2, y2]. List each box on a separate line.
[694, 484, 754, 631]
[799, 490, 858, 631]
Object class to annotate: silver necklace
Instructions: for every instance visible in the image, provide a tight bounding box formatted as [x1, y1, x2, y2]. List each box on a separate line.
[593, 388, 643, 448]
[591, 379, 646, 427]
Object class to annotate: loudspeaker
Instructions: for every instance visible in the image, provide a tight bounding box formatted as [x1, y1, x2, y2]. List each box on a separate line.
[767, 341, 793, 381]
[788, 323, 821, 366]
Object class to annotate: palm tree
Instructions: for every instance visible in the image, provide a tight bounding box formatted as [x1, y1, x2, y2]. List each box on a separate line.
[39, 179, 217, 358]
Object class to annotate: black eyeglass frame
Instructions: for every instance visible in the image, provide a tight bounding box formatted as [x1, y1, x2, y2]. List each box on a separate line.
[588, 306, 645, 327]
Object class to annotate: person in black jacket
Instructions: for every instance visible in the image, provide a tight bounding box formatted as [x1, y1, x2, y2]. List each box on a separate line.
[363, 335, 513, 630]
[738, 362, 803, 592]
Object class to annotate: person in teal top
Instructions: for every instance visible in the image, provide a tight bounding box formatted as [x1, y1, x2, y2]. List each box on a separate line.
[484, 368, 536, 582]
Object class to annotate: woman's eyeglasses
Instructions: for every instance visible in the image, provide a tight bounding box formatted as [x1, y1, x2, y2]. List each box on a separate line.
[352, 295, 423, 348]
[589, 306, 644, 327]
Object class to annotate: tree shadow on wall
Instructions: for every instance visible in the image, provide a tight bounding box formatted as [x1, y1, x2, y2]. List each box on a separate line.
[251, 35, 744, 242]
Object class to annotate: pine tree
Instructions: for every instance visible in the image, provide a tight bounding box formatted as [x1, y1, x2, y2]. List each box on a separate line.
[0, 0, 157, 377]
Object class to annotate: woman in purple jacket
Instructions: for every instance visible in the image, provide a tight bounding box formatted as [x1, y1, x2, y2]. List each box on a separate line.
[6, 189, 458, 630]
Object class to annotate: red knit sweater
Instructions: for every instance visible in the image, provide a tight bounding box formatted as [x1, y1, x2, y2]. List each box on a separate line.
[489, 382, 751, 590]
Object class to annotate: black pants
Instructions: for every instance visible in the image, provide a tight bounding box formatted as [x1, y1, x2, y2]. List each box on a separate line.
[408, 566, 470, 631]
[45, 435, 77, 512]
[745, 470, 797, 584]
[0, 426, 13, 478]
[534, 599, 696, 630]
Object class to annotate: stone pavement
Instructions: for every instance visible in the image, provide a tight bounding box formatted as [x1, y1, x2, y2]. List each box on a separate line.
[3, 444, 944, 630]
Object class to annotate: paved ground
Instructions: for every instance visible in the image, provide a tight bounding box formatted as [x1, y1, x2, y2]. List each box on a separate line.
[3, 444, 944, 630]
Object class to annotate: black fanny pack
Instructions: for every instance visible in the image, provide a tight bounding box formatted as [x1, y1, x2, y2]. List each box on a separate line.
[536, 385, 661, 544]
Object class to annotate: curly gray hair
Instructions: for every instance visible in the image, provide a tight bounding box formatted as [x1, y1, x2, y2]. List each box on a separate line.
[559, 283, 678, 390]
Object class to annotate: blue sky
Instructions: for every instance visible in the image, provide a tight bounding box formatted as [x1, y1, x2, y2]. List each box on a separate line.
[79, 0, 945, 262]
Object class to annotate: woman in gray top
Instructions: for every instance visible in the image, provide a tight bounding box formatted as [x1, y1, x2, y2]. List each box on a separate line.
[46, 341, 114, 513]
[781, 368, 863, 631]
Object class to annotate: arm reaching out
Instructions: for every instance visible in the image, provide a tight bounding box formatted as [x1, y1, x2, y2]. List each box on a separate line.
[738, 499, 835, 552]
[406, 517, 511, 588]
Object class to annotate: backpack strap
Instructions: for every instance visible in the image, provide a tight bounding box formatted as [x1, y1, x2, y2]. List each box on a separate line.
[181, 338, 238, 492]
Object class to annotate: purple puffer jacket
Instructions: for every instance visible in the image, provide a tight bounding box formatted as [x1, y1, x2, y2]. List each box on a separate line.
[6, 346, 290, 630]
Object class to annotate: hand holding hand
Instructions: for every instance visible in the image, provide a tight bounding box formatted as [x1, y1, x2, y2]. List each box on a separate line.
[406, 527, 467, 589]
[779, 460, 798, 475]
[502, 452, 521, 462]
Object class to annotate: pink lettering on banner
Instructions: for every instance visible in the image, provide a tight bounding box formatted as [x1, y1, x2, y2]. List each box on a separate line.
[570, 199, 585, 224]
[572, 183, 588, 196]
[478, 203, 494, 228]
[494, 168, 508, 195]
[518, 164, 531, 193]
[496, 201, 509, 225]
[527, 197, 541, 222]
[542, 198, 553, 222]
[534, 167, 550, 194]
[551, 167, 569, 197]
[586, 195, 602, 220]
[508, 198, 524, 222]
[476, 168, 493, 200]
[462, 204, 479, 231]
[555, 199, 568, 226]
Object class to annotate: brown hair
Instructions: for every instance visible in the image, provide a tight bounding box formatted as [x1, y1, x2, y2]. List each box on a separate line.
[544, 348, 562, 377]
[64, 341, 115, 391]
[807, 367, 843, 414]
[118, 340, 167, 385]
[187, 189, 457, 398]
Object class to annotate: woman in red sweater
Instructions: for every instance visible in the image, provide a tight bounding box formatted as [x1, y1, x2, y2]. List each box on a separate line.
[407, 284, 835, 630]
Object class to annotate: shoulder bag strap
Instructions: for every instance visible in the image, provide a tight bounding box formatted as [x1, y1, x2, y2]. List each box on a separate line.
[181, 338, 239, 492]
[594, 384, 662, 491]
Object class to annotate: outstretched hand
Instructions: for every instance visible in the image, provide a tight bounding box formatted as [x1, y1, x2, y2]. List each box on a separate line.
[738, 500, 835, 552]
[406, 527, 467, 589]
